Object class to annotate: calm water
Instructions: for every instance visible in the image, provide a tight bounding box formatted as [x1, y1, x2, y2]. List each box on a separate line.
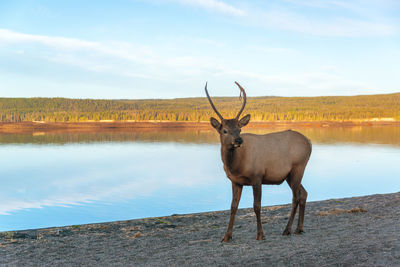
[0, 126, 399, 231]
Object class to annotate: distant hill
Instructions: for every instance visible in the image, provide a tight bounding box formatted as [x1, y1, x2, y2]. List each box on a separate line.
[0, 93, 399, 122]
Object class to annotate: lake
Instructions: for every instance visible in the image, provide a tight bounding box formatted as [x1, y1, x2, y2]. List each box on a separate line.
[0, 125, 399, 231]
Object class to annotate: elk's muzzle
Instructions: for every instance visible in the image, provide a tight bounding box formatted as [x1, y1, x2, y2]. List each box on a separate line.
[233, 137, 243, 148]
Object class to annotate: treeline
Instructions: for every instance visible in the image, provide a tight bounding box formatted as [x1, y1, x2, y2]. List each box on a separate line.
[0, 93, 399, 122]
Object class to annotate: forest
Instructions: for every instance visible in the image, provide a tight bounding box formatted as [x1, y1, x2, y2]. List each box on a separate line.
[0, 92, 399, 122]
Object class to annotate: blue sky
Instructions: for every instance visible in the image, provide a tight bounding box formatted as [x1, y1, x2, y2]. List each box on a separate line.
[0, 0, 399, 99]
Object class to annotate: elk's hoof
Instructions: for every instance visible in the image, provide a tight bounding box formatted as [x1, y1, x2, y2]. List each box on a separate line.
[282, 229, 291, 236]
[256, 233, 265, 240]
[221, 234, 232, 243]
[294, 229, 304, 235]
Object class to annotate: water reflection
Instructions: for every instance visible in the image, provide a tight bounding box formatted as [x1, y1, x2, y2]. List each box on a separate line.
[0, 125, 399, 146]
[0, 127, 399, 231]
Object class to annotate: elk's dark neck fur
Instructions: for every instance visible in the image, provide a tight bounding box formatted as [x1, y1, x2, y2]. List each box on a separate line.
[221, 145, 239, 173]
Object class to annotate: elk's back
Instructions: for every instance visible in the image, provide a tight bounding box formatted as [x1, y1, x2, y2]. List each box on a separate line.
[239, 130, 312, 184]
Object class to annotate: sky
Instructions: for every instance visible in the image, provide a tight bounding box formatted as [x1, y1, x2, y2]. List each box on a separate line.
[0, 0, 399, 99]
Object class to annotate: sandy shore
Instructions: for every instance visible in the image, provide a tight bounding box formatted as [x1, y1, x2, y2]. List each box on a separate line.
[1, 192, 399, 266]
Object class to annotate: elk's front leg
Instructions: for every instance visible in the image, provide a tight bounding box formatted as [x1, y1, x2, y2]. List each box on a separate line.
[222, 182, 243, 242]
[252, 182, 265, 240]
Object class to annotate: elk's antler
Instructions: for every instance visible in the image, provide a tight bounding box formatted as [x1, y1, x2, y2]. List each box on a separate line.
[234, 81, 247, 119]
[205, 82, 224, 120]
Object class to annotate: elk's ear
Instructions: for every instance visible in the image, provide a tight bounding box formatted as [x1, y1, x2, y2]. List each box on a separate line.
[238, 114, 251, 128]
[210, 117, 221, 129]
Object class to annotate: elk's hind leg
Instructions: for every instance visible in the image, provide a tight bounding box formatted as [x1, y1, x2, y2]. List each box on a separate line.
[282, 166, 306, 236]
[294, 185, 307, 234]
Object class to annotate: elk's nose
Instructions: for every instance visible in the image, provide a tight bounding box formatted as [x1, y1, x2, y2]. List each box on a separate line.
[235, 137, 243, 145]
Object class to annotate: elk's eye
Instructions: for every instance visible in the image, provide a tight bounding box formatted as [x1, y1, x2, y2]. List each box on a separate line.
[223, 129, 228, 134]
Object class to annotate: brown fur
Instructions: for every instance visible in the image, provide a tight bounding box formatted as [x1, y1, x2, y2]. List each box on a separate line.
[206, 82, 312, 242]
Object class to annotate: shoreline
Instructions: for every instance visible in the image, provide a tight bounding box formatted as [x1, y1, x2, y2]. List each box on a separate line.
[1, 192, 399, 265]
[0, 192, 388, 234]
[1, 121, 399, 134]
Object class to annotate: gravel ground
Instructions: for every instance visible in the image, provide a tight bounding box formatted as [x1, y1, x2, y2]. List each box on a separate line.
[1, 192, 399, 266]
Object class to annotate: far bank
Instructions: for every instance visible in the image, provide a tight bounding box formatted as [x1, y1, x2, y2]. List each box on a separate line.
[0, 120, 399, 134]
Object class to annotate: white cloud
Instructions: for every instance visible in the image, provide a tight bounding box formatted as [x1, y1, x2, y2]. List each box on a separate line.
[0, 28, 224, 77]
[165, 0, 399, 37]
[0, 27, 397, 98]
[0, 28, 182, 81]
[157, 35, 225, 48]
[247, 45, 298, 54]
[0, 28, 99, 50]
[176, 0, 245, 16]
[220, 68, 377, 96]
[250, 10, 397, 37]
[281, 0, 359, 9]
[0, 28, 160, 65]
[283, 0, 400, 12]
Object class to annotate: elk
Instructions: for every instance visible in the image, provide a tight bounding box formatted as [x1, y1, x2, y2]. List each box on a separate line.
[205, 82, 312, 242]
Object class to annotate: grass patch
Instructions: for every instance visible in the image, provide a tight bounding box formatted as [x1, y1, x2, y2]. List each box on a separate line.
[318, 207, 367, 216]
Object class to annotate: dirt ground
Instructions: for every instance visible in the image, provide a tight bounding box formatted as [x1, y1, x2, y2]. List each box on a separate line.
[1, 192, 399, 266]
